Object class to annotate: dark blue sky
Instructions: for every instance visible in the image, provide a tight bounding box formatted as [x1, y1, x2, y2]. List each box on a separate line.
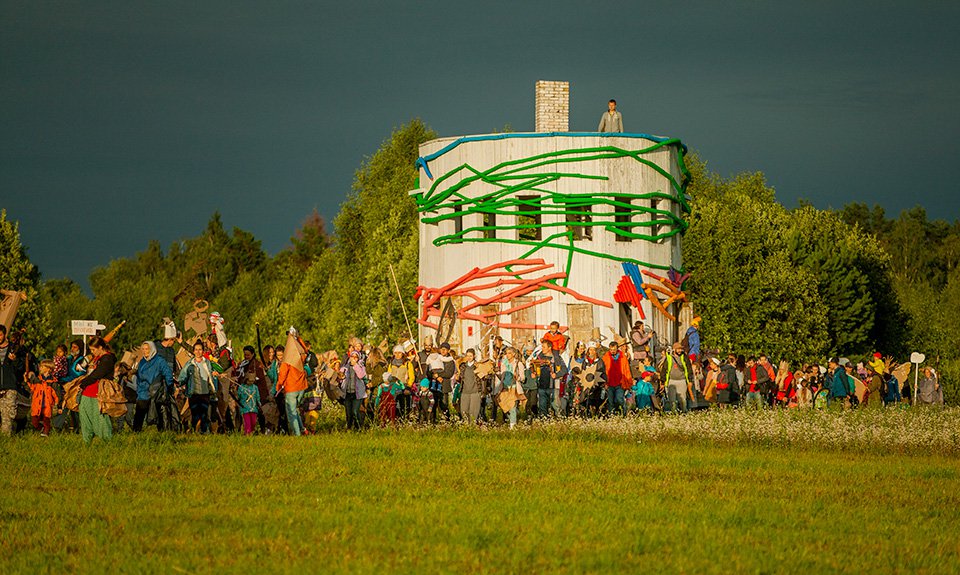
[3, 1, 958, 288]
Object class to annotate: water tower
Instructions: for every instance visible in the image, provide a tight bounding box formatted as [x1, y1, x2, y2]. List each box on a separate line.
[411, 81, 691, 352]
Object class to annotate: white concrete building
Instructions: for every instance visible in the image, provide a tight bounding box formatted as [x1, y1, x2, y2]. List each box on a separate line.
[410, 82, 690, 353]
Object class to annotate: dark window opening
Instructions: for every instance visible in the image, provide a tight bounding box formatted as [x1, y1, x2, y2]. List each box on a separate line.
[482, 202, 497, 239]
[518, 195, 541, 241]
[566, 205, 592, 241]
[649, 198, 659, 240]
[618, 302, 632, 336]
[615, 196, 632, 242]
[452, 205, 463, 243]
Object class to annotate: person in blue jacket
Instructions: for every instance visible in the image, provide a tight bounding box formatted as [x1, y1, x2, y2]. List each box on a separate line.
[684, 317, 702, 363]
[826, 357, 848, 407]
[133, 341, 175, 432]
[882, 372, 901, 406]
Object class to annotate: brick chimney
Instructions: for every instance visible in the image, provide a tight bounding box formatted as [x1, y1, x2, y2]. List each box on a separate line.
[535, 80, 569, 132]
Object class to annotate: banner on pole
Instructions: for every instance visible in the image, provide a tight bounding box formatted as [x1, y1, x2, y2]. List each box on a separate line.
[71, 320, 105, 336]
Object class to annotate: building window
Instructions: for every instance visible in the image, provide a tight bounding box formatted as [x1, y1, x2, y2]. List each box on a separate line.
[618, 302, 632, 336]
[482, 201, 497, 239]
[649, 197, 659, 240]
[615, 196, 632, 242]
[566, 205, 592, 241]
[518, 195, 541, 241]
[452, 205, 463, 243]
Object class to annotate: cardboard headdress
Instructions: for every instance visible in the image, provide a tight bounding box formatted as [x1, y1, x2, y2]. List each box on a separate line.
[162, 317, 178, 340]
[209, 312, 227, 349]
[606, 327, 626, 347]
[282, 328, 305, 371]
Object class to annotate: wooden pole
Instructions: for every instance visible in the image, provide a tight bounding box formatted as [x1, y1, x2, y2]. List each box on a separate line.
[389, 264, 416, 345]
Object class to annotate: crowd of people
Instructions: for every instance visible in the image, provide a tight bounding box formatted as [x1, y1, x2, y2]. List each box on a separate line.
[0, 317, 946, 444]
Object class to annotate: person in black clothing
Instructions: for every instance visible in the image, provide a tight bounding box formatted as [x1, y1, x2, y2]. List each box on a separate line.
[717, 354, 740, 407]
[0, 325, 23, 436]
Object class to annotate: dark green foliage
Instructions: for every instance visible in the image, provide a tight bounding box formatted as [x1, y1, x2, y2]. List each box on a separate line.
[839, 203, 960, 403]
[285, 209, 332, 271]
[682, 158, 829, 360]
[288, 119, 436, 348]
[683, 157, 908, 361]
[40, 279, 93, 349]
[0, 210, 51, 355]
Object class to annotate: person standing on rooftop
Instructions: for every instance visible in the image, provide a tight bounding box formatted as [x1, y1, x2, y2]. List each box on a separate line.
[598, 99, 623, 133]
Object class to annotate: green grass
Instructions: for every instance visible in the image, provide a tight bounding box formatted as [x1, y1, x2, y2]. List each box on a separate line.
[2, 411, 959, 574]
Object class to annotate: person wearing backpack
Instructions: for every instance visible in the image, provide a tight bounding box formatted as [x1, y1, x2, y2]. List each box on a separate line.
[717, 354, 739, 408]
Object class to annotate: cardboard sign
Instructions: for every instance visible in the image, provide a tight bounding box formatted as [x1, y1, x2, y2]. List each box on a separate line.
[0, 290, 27, 332]
[176, 348, 192, 370]
[183, 300, 210, 342]
[577, 364, 604, 389]
[71, 320, 106, 336]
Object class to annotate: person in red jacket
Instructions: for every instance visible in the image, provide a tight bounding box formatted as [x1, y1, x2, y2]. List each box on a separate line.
[602, 340, 633, 416]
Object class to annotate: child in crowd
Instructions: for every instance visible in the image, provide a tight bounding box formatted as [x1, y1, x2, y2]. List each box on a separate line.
[542, 321, 568, 356]
[52, 344, 68, 382]
[417, 378, 432, 423]
[634, 366, 656, 410]
[376, 373, 403, 425]
[30, 360, 60, 437]
[237, 371, 261, 436]
[814, 384, 829, 409]
[301, 380, 324, 434]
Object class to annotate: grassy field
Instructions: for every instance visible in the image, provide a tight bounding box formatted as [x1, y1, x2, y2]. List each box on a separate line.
[2, 409, 959, 574]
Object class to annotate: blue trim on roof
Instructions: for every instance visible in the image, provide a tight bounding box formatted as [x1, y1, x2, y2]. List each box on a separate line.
[415, 131, 687, 181]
